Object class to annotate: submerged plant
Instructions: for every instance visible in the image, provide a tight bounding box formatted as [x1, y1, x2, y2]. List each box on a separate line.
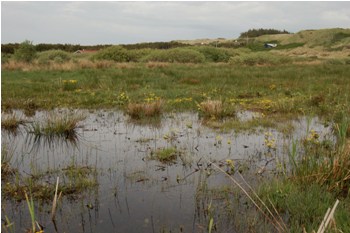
[150, 147, 181, 163]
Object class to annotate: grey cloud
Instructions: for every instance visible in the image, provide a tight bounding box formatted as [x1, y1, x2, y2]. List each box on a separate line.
[2, 1, 350, 45]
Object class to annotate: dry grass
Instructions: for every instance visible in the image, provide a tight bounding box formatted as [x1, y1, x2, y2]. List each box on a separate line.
[1, 60, 136, 71]
[1, 113, 24, 131]
[199, 100, 223, 118]
[146, 62, 169, 69]
[127, 100, 163, 119]
[179, 77, 200, 85]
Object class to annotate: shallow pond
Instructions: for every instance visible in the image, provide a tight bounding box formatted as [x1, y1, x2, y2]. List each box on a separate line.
[1, 110, 335, 232]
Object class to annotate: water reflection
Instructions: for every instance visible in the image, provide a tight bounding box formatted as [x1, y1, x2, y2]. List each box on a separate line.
[24, 130, 81, 152]
[1, 110, 335, 233]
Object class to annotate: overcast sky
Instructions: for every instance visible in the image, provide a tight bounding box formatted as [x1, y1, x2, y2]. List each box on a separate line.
[1, 1, 350, 45]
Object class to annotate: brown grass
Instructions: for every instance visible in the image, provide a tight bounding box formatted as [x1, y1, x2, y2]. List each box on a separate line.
[1, 60, 136, 71]
[1, 113, 24, 131]
[146, 62, 169, 69]
[199, 100, 223, 118]
[179, 77, 200, 85]
[127, 100, 163, 119]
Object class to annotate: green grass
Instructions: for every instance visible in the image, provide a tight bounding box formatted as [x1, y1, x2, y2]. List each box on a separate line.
[2, 163, 98, 202]
[2, 63, 349, 122]
[150, 147, 180, 163]
[26, 112, 85, 140]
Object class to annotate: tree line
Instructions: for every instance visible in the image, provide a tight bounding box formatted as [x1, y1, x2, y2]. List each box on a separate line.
[239, 28, 291, 38]
[1, 41, 190, 54]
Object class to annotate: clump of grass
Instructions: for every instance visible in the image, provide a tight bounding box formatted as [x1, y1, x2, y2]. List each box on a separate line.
[199, 100, 223, 118]
[1, 113, 24, 131]
[2, 164, 98, 202]
[1, 143, 16, 181]
[288, 120, 350, 195]
[27, 112, 85, 140]
[258, 180, 350, 232]
[198, 100, 235, 119]
[150, 147, 180, 163]
[61, 79, 79, 91]
[126, 100, 163, 119]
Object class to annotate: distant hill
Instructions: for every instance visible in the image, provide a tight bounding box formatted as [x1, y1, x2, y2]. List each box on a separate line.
[255, 28, 350, 49]
[175, 28, 350, 50]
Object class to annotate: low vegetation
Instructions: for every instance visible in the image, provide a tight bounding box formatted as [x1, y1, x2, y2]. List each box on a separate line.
[1, 113, 24, 131]
[26, 111, 85, 140]
[150, 147, 181, 163]
[127, 100, 163, 119]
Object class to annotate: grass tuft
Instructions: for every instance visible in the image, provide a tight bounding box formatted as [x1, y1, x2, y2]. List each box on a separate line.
[199, 100, 235, 119]
[151, 147, 180, 163]
[27, 112, 85, 140]
[1, 113, 24, 131]
[127, 100, 163, 119]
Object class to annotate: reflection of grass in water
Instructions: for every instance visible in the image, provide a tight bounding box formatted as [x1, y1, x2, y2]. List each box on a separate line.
[1, 143, 17, 181]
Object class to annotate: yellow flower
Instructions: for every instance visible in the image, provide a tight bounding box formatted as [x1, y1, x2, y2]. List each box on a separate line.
[226, 159, 234, 166]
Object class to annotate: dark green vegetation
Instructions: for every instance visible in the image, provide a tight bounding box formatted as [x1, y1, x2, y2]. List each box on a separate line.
[1, 158, 98, 202]
[239, 28, 291, 38]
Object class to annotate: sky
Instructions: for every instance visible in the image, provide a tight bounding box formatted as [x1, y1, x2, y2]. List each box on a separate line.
[1, 1, 350, 45]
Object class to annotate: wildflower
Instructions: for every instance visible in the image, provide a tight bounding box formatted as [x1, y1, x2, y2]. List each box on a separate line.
[264, 132, 276, 150]
[215, 135, 222, 143]
[226, 159, 235, 174]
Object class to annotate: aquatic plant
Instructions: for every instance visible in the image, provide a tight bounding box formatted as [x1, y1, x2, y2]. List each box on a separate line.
[27, 112, 85, 140]
[151, 147, 180, 163]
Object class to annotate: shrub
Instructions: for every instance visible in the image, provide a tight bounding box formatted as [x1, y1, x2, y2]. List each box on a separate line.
[142, 48, 205, 63]
[193, 46, 231, 62]
[38, 50, 71, 64]
[14, 40, 36, 63]
[127, 48, 152, 62]
[91, 45, 132, 62]
[1, 53, 12, 64]
[229, 52, 291, 66]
